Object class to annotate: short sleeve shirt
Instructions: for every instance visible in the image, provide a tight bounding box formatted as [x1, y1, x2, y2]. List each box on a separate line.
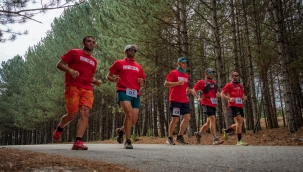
[193, 79, 217, 108]
[222, 82, 245, 108]
[109, 57, 146, 95]
[166, 69, 189, 103]
[62, 49, 97, 90]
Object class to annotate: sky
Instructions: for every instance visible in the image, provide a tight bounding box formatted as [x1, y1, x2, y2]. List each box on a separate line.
[0, 8, 64, 63]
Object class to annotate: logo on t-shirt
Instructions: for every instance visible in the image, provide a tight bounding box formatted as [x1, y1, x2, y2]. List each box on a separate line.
[80, 56, 95, 66]
[178, 77, 188, 82]
[123, 65, 139, 71]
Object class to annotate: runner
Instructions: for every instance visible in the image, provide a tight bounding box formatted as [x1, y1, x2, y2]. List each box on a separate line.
[106, 44, 146, 149]
[164, 57, 191, 145]
[52, 36, 102, 150]
[221, 71, 248, 146]
[190, 68, 224, 145]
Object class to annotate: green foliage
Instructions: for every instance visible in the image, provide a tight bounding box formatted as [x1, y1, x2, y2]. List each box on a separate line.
[146, 129, 153, 137]
[131, 134, 139, 142]
[1, 0, 303, 143]
[111, 136, 118, 140]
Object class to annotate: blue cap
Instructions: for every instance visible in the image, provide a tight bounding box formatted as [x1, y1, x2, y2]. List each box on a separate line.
[205, 68, 215, 73]
[178, 57, 188, 63]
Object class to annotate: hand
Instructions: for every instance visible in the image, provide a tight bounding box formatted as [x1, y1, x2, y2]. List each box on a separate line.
[242, 95, 247, 101]
[93, 80, 102, 87]
[138, 78, 145, 85]
[229, 97, 235, 103]
[216, 92, 221, 97]
[69, 69, 80, 79]
[178, 80, 184, 85]
[112, 75, 120, 83]
[187, 89, 193, 94]
[197, 98, 202, 102]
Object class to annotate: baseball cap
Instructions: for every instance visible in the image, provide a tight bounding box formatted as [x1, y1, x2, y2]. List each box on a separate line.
[205, 68, 215, 73]
[124, 44, 138, 52]
[178, 57, 188, 63]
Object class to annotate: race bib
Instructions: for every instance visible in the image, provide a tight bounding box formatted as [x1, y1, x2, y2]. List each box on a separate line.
[210, 98, 217, 104]
[235, 98, 243, 104]
[172, 108, 180, 116]
[126, 88, 137, 98]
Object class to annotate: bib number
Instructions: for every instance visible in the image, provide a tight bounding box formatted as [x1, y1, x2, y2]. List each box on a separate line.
[172, 108, 180, 116]
[210, 98, 217, 104]
[126, 88, 137, 98]
[235, 98, 243, 104]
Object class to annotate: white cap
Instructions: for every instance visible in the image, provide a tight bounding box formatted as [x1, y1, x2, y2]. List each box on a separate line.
[124, 44, 138, 52]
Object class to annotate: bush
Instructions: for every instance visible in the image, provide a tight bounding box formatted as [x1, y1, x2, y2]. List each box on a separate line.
[131, 134, 139, 141]
[146, 129, 153, 137]
[112, 136, 118, 140]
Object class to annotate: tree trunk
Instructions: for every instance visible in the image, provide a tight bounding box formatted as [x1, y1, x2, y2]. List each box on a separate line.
[210, 0, 224, 133]
[179, 0, 196, 136]
[241, 0, 257, 130]
[271, 0, 296, 133]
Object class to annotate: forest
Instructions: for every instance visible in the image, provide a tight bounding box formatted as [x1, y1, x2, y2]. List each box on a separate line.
[0, 0, 302, 145]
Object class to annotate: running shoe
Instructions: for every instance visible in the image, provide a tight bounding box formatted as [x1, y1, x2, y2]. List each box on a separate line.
[222, 128, 228, 141]
[116, 128, 124, 144]
[176, 135, 188, 145]
[124, 139, 133, 149]
[213, 138, 224, 145]
[166, 137, 175, 145]
[52, 124, 62, 142]
[194, 132, 202, 144]
[71, 140, 88, 150]
[236, 140, 248, 146]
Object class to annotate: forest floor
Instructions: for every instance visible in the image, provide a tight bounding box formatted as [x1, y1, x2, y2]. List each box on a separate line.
[1, 118, 303, 172]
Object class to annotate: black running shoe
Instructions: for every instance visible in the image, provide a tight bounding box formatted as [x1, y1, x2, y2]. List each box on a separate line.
[116, 128, 124, 144]
[124, 139, 133, 149]
[194, 132, 202, 144]
[166, 137, 175, 145]
[176, 135, 188, 145]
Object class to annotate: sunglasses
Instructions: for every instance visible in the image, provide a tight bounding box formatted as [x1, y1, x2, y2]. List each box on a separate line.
[233, 74, 240, 77]
[128, 48, 137, 53]
[208, 71, 214, 75]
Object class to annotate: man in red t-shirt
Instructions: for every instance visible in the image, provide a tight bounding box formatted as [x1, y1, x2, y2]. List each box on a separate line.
[190, 68, 223, 145]
[221, 71, 248, 146]
[164, 57, 191, 145]
[106, 44, 146, 149]
[52, 36, 102, 150]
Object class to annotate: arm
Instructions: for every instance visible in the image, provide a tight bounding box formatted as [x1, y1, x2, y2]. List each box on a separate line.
[221, 91, 229, 100]
[138, 78, 145, 86]
[106, 72, 120, 83]
[56, 59, 79, 78]
[164, 80, 184, 87]
[221, 91, 235, 103]
[138, 67, 146, 86]
[242, 94, 247, 101]
[216, 91, 221, 97]
[91, 76, 102, 86]
[190, 88, 199, 99]
[189, 88, 202, 102]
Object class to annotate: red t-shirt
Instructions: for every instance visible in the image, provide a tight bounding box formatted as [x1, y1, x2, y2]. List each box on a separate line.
[193, 79, 217, 108]
[166, 69, 189, 103]
[109, 57, 146, 95]
[222, 82, 245, 108]
[62, 49, 97, 90]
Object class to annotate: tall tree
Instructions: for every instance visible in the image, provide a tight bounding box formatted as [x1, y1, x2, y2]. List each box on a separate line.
[271, 0, 297, 133]
[0, 0, 85, 42]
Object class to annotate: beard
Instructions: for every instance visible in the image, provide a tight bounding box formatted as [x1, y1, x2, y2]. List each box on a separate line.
[83, 46, 93, 52]
[232, 79, 240, 83]
[127, 54, 135, 58]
